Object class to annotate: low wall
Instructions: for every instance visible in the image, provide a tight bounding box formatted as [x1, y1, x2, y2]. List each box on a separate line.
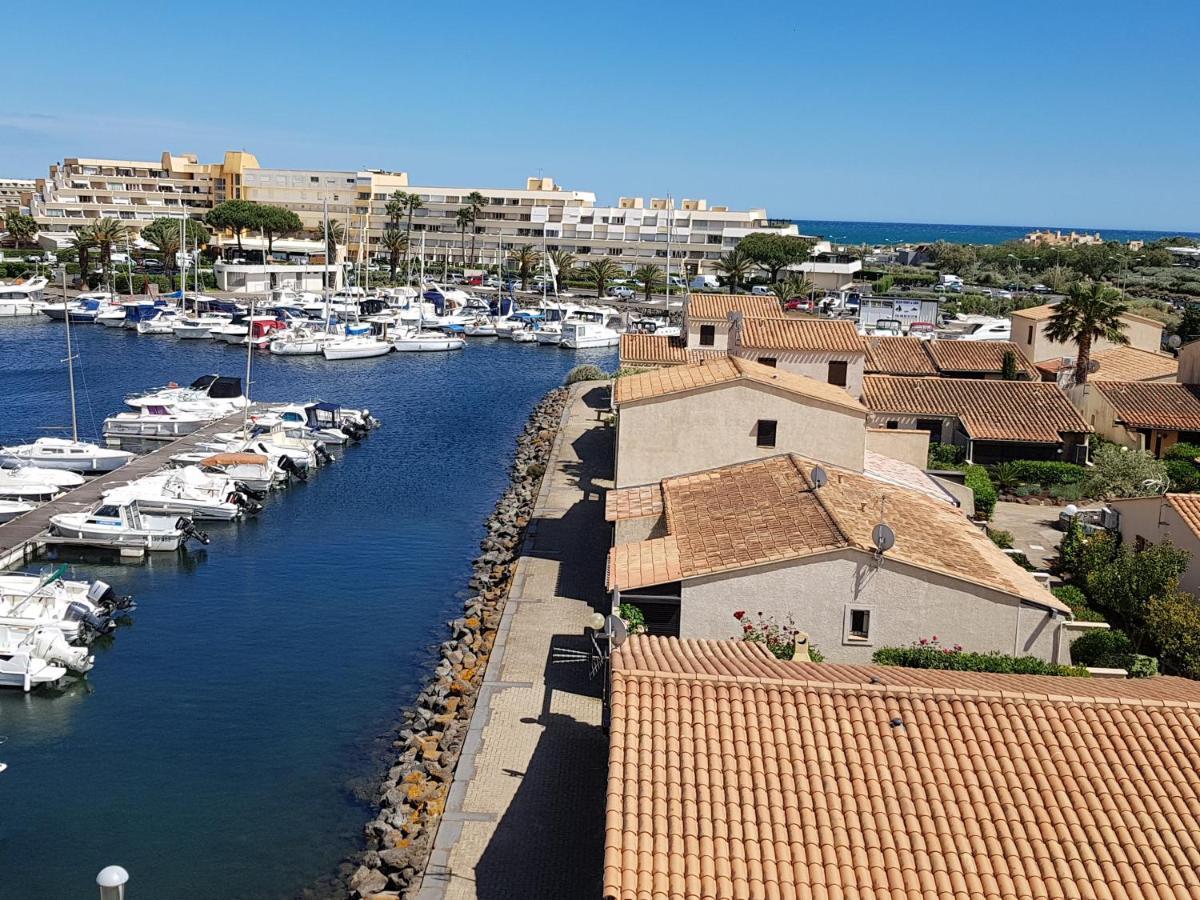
[865, 427, 930, 469]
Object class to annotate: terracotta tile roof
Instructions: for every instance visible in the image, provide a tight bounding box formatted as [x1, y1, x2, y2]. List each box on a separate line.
[606, 634, 1200, 900]
[612, 356, 867, 413]
[605, 484, 664, 522]
[618, 332, 689, 367]
[1094, 381, 1200, 430]
[685, 293, 781, 321]
[865, 336, 938, 375]
[608, 537, 682, 587]
[925, 339, 1039, 378]
[608, 454, 1066, 611]
[863, 375, 1091, 442]
[736, 316, 866, 353]
[1037, 347, 1179, 382]
[1015, 302, 1165, 328]
[1167, 493, 1200, 537]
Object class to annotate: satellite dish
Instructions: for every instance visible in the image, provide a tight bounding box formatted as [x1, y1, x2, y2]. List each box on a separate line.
[810, 466, 828, 489]
[1169, 334, 1183, 349]
[607, 615, 629, 648]
[1087, 359, 1100, 373]
[872, 523, 896, 554]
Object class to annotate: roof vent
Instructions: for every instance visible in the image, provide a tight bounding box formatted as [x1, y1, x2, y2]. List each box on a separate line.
[889, 717, 904, 729]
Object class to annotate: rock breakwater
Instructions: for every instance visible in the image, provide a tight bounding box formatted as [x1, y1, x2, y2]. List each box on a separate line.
[347, 386, 569, 899]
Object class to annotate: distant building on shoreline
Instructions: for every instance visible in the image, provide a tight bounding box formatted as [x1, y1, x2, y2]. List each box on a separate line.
[21, 148, 797, 277]
[1022, 228, 1103, 246]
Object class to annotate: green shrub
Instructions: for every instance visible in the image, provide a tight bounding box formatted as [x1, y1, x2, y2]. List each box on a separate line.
[1084, 444, 1167, 498]
[525, 462, 545, 481]
[1070, 628, 1134, 666]
[988, 528, 1013, 549]
[1007, 460, 1087, 486]
[1085, 540, 1189, 632]
[872, 274, 895, 293]
[564, 364, 607, 385]
[1164, 442, 1200, 463]
[964, 464, 997, 519]
[610, 366, 649, 379]
[1127, 655, 1159, 678]
[1058, 519, 1118, 584]
[927, 441, 964, 469]
[1052, 585, 1107, 622]
[873, 641, 1089, 676]
[1165, 458, 1200, 493]
[1048, 483, 1084, 502]
[618, 602, 646, 636]
[1145, 589, 1200, 679]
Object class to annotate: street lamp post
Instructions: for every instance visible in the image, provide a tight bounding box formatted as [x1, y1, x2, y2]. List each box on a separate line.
[97, 866, 129, 900]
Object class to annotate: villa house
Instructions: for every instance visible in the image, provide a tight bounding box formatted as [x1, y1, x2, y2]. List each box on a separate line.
[1072, 380, 1200, 456]
[605, 634, 1200, 900]
[862, 375, 1092, 463]
[683, 293, 780, 352]
[605, 453, 1072, 660]
[1109, 493, 1200, 596]
[865, 336, 1040, 380]
[1010, 302, 1164, 366]
[728, 316, 868, 397]
[1035, 346, 1178, 383]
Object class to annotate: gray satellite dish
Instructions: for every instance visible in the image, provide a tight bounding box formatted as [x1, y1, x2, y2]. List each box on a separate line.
[1087, 359, 1100, 373]
[872, 523, 896, 554]
[607, 615, 629, 648]
[810, 466, 828, 489]
[1169, 334, 1183, 349]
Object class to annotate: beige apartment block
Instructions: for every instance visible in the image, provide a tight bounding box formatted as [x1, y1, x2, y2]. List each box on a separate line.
[0, 177, 35, 212]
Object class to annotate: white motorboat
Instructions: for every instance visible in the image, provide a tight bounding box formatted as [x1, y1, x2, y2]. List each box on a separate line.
[212, 316, 287, 347]
[49, 500, 208, 550]
[510, 326, 539, 343]
[173, 312, 233, 339]
[0, 569, 128, 641]
[0, 500, 33, 523]
[125, 375, 247, 413]
[0, 276, 49, 317]
[0, 438, 133, 473]
[96, 303, 131, 327]
[194, 452, 285, 493]
[135, 308, 182, 335]
[560, 320, 621, 349]
[102, 406, 212, 439]
[534, 322, 565, 345]
[464, 316, 497, 337]
[0, 466, 83, 500]
[0, 625, 89, 691]
[270, 326, 336, 356]
[102, 467, 253, 521]
[42, 292, 116, 323]
[390, 327, 465, 352]
[941, 315, 1012, 342]
[322, 335, 392, 360]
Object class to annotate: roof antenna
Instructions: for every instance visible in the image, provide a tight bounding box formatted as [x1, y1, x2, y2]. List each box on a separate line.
[872, 496, 895, 561]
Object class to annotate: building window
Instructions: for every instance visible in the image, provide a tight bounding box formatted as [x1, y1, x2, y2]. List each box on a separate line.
[760, 357, 777, 368]
[1027, 325, 1034, 344]
[699, 324, 715, 346]
[886, 420, 898, 429]
[756, 419, 777, 448]
[1135, 535, 1149, 552]
[848, 608, 871, 640]
[916, 418, 942, 436]
[828, 360, 848, 387]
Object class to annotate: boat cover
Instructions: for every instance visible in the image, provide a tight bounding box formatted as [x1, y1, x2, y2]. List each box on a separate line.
[199, 453, 269, 466]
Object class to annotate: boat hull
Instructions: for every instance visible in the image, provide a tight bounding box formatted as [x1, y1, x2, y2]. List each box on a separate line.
[322, 343, 392, 360]
[392, 338, 465, 352]
[0, 653, 66, 691]
[48, 516, 184, 551]
[0, 447, 132, 473]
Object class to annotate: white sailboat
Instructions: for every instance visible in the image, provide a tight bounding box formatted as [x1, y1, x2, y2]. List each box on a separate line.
[390, 326, 465, 352]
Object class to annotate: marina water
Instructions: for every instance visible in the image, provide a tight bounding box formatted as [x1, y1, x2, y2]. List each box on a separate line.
[0, 319, 615, 898]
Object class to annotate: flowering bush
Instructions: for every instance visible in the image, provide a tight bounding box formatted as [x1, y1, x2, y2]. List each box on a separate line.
[733, 610, 823, 661]
[873, 636, 1088, 676]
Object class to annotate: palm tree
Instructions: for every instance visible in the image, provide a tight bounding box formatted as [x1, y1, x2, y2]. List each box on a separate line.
[319, 219, 346, 262]
[455, 207, 473, 269]
[771, 275, 814, 308]
[385, 191, 407, 230]
[508, 244, 541, 291]
[465, 191, 486, 265]
[68, 226, 96, 280]
[380, 228, 407, 280]
[582, 258, 622, 300]
[142, 223, 180, 274]
[714, 248, 753, 293]
[399, 193, 424, 283]
[633, 264, 664, 302]
[90, 218, 128, 292]
[549, 250, 576, 293]
[1044, 278, 1130, 385]
[4, 210, 37, 248]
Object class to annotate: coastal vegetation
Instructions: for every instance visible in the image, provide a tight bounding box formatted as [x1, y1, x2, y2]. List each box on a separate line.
[873, 638, 1090, 676]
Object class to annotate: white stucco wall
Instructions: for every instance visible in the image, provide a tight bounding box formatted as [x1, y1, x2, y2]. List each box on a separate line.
[1114, 498, 1200, 596]
[615, 382, 866, 487]
[685, 318, 731, 351]
[732, 348, 866, 400]
[1013, 312, 1163, 364]
[864, 427, 930, 469]
[679, 550, 1063, 664]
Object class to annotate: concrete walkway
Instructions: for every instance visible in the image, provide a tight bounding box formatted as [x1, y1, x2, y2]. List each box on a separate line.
[415, 382, 612, 900]
[992, 500, 1070, 569]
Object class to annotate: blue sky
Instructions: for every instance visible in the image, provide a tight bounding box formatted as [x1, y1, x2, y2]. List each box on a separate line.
[3, 0, 1196, 230]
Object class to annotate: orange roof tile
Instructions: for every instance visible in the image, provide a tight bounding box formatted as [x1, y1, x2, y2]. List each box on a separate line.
[617, 332, 689, 367]
[605, 634, 1200, 900]
[608, 454, 1066, 610]
[1037, 347, 1179, 382]
[925, 339, 1040, 378]
[685, 293, 781, 321]
[612, 356, 867, 412]
[1167, 493, 1200, 538]
[865, 336, 938, 375]
[605, 484, 664, 522]
[1094, 380, 1200, 430]
[1015, 302, 1165, 328]
[736, 316, 866, 353]
[608, 537, 682, 587]
[863, 375, 1091, 442]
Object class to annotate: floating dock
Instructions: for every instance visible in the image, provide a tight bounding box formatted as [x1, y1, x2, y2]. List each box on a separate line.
[0, 409, 258, 569]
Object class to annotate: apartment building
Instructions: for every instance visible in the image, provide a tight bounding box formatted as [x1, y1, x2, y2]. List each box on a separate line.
[0, 178, 35, 212]
[25, 150, 259, 247]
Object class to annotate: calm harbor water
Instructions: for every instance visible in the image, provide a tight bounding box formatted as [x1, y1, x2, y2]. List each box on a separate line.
[0, 319, 615, 899]
[790, 218, 1200, 246]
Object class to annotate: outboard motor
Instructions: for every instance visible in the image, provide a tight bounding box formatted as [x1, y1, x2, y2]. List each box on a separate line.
[234, 481, 266, 502]
[277, 454, 307, 482]
[28, 626, 94, 673]
[63, 600, 114, 635]
[314, 444, 332, 466]
[88, 580, 134, 613]
[227, 490, 263, 515]
[177, 517, 211, 546]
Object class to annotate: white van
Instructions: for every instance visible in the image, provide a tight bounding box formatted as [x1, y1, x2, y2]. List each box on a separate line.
[690, 274, 719, 290]
[750, 285, 773, 295]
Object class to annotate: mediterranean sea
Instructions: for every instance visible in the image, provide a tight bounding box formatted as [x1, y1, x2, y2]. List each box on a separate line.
[0, 318, 615, 898]
[790, 219, 1200, 247]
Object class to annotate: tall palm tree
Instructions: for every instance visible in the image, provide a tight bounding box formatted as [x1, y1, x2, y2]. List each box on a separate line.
[90, 218, 128, 292]
[319, 219, 346, 262]
[771, 275, 814, 307]
[455, 207, 473, 269]
[633, 264, 664, 302]
[582, 258, 622, 300]
[143, 223, 180, 274]
[380, 228, 408, 280]
[508, 244, 541, 291]
[1045, 279, 1130, 385]
[385, 191, 407, 230]
[399, 193, 424, 284]
[549, 250, 576, 293]
[5, 210, 37, 248]
[68, 226, 96, 280]
[714, 248, 753, 293]
[465, 191, 486, 265]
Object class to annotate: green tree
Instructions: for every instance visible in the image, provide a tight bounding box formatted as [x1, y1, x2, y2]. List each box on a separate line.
[90, 217, 128, 292]
[67, 226, 96, 278]
[141, 217, 209, 273]
[1175, 304, 1200, 344]
[455, 207, 473, 268]
[318, 218, 346, 262]
[582, 258, 622, 299]
[549, 250, 576, 293]
[1000, 349, 1020, 381]
[465, 191, 486, 265]
[1145, 588, 1200, 678]
[1083, 443, 1167, 499]
[385, 191, 408, 229]
[399, 193, 424, 283]
[1045, 278, 1129, 384]
[714, 247, 753, 293]
[737, 233, 815, 282]
[771, 275, 814, 307]
[204, 199, 259, 254]
[633, 264, 664, 302]
[4, 210, 37, 247]
[508, 244, 541, 291]
[254, 205, 302, 255]
[1086, 542, 1190, 647]
[932, 240, 978, 276]
[380, 228, 407, 279]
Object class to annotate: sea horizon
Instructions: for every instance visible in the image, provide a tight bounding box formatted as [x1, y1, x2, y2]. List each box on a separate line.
[788, 218, 1200, 247]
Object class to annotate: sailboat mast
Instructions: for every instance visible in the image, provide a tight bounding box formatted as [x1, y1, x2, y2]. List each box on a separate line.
[665, 193, 672, 306]
[61, 266, 78, 441]
[242, 232, 261, 434]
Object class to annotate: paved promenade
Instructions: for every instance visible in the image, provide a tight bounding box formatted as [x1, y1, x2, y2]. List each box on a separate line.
[414, 382, 612, 899]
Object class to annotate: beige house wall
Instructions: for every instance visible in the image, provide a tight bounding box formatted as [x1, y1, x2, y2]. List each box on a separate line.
[864, 427, 930, 469]
[731, 348, 866, 399]
[615, 382, 867, 488]
[685, 318, 732, 351]
[1113, 498, 1200, 596]
[1179, 341, 1200, 385]
[679, 550, 1065, 664]
[1070, 384, 1153, 452]
[1012, 311, 1164, 364]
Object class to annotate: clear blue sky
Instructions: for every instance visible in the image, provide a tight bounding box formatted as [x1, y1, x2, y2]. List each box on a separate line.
[3, 0, 1197, 231]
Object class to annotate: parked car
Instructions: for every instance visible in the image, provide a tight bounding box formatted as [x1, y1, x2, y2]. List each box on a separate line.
[142, 258, 163, 271]
[750, 285, 773, 295]
[608, 286, 635, 300]
[784, 298, 814, 312]
[993, 289, 1013, 300]
[1033, 283, 1051, 294]
[466, 275, 483, 286]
